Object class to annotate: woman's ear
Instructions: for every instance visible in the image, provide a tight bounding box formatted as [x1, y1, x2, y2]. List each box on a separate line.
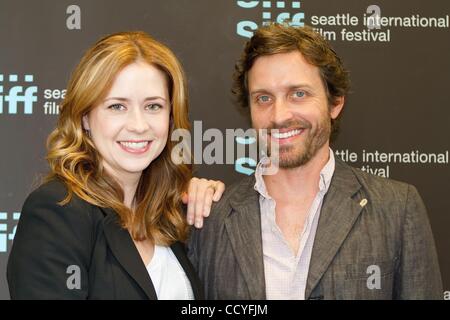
[82, 114, 90, 130]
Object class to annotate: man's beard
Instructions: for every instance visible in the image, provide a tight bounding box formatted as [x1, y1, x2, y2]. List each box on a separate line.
[259, 115, 331, 169]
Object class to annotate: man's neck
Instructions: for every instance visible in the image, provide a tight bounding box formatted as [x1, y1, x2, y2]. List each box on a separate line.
[263, 144, 331, 201]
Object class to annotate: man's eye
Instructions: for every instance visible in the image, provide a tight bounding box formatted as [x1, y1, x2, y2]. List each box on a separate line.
[108, 104, 125, 111]
[257, 95, 271, 103]
[293, 91, 305, 98]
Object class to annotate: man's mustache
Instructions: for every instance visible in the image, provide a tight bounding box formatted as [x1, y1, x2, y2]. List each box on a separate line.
[265, 119, 312, 131]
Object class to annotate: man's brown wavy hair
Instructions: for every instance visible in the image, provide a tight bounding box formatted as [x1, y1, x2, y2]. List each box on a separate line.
[45, 31, 191, 244]
[232, 23, 350, 141]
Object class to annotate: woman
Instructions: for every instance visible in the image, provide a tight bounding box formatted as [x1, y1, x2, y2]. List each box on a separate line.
[7, 31, 223, 299]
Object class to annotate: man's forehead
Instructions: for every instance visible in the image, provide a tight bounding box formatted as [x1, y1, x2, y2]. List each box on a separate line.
[248, 51, 323, 92]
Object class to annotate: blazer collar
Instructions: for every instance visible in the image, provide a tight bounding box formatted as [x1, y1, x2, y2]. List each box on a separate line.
[100, 208, 203, 300]
[227, 176, 266, 299]
[305, 158, 364, 299]
[101, 208, 158, 300]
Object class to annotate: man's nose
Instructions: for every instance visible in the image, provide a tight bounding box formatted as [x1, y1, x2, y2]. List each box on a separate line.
[271, 99, 292, 126]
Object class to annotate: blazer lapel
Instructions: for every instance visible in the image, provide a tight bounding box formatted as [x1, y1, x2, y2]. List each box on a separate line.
[170, 241, 204, 300]
[226, 176, 266, 299]
[101, 208, 158, 300]
[305, 159, 364, 299]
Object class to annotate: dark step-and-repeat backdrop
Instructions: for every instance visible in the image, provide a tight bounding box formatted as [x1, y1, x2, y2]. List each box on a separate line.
[0, 0, 449, 299]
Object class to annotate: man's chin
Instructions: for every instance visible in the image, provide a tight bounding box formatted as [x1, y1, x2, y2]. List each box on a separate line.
[278, 158, 308, 169]
[276, 150, 312, 169]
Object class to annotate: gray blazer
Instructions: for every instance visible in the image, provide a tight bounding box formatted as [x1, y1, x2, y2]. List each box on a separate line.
[187, 158, 443, 299]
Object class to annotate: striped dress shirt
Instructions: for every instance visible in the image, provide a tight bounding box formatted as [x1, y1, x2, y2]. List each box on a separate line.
[254, 150, 335, 299]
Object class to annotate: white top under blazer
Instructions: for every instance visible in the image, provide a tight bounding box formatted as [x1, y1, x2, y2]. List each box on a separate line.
[146, 245, 194, 300]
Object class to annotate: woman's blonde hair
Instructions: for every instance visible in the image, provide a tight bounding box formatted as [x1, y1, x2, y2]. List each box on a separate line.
[45, 31, 191, 244]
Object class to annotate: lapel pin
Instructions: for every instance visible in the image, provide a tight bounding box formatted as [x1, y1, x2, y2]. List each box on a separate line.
[359, 198, 368, 207]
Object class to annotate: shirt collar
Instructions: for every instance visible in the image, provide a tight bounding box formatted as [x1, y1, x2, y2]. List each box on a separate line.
[254, 148, 336, 199]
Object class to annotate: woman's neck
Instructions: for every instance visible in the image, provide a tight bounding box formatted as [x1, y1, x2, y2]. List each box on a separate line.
[102, 163, 142, 209]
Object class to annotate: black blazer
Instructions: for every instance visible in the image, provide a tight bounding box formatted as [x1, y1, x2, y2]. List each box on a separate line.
[7, 179, 203, 300]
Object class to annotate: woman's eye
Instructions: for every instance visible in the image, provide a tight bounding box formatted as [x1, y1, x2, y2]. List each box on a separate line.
[147, 104, 162, 111]
[108, 104, 125, 111]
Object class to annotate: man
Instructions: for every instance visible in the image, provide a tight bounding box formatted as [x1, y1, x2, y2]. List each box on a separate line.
[187, 24, 442, 299]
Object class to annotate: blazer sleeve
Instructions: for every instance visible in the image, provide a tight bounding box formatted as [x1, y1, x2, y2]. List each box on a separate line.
[7, 183, 94, 299]
[394, 184, 443, 299]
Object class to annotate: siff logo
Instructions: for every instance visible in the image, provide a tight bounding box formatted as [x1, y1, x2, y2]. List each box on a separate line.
[237, 0, 305, 38]
[0, 74, 38, 115]
[0, 212, 21, 253]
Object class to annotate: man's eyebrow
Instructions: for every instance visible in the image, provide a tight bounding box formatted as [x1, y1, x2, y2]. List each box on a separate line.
[287, 84, 315, 91]
[250, 89, 272, 96]
[250, 84, 316, 95]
